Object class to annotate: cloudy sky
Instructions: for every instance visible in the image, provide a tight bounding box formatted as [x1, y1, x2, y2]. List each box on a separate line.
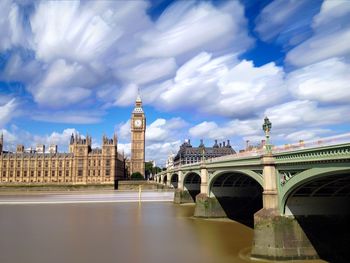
[0, 0, 349, 166]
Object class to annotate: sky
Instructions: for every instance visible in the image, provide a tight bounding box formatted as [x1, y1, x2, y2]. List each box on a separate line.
[0, 0, 349, 166]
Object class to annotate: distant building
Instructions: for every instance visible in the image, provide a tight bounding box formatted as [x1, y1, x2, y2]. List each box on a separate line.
[0, 133, 126, 185]
[166, 153, 175, 169]
[173, 139, 235, 166]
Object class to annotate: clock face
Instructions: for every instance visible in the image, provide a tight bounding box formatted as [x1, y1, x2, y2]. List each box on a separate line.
[134, 119, 142, 128]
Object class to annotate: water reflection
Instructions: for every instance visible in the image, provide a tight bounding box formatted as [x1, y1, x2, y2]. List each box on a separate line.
[0, 202, 325, 263]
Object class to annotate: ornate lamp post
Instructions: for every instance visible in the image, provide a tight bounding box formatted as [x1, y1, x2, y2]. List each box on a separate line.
[262, 116, 272, 154]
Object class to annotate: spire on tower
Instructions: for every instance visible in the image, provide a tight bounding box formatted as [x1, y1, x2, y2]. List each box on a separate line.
[136, 87, 142, 103]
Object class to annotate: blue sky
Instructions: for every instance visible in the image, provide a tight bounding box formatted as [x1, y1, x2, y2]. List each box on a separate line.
[0, 0, 349, 166]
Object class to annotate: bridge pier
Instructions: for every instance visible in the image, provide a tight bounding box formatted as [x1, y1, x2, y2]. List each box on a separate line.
[251, 155, 318, 260]
[174, 171, 195, 204]
[194, 164, 226, 218]
[251, 210, 318, 260]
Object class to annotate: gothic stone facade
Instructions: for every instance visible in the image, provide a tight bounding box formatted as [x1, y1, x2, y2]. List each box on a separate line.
[0, 134, 126, 185]
[130, 94, 146, 177]
[173, 139, 236, 166]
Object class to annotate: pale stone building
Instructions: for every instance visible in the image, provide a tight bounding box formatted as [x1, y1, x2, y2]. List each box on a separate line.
[0, 132, 126, 185]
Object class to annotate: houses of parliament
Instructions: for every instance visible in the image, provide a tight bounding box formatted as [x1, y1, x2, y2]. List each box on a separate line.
[0, 95, 146, 185]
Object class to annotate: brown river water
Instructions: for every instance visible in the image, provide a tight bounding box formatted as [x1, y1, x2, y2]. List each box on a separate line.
[0, 201, 325, 263]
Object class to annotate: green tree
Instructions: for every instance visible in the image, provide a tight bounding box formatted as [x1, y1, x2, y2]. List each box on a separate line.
[145, 161, 153, 178]
[154, 166, 162, 174]
[130, 172, 144, 180]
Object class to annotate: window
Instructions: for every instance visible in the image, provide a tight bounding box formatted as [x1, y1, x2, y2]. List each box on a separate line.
[38, 171, 41, 177]
[17, 161, 21, 167]
[45, 161, 48, 168]
[31, 171, 34, 177]
[45, 171, 48, 177]
[10, 161, 14, 168]
[23, 171, 27, 177]
[66, 161, 69, 167]
[38, 161, 42, 168]
[78, 170, 83, 176]
[106, 160, 110, 167]
[65, 170, 69, 177]
[2, 171, 6, 177]
[59, 161, 62, 168]
[51, 171, 55, 177]
[59, 171, 62, 177]
[105, 169, 110, 176]
[16, 171, 20, 177]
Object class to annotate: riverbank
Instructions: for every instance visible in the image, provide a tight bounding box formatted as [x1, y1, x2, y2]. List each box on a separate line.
[0, 181, 170, 192]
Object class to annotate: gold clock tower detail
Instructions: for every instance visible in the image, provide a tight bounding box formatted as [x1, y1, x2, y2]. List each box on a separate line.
[131, 93, 146, 177]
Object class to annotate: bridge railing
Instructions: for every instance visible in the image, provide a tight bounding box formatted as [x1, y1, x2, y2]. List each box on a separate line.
[272, 133, 350, 154]
[158, 133, 350, 174]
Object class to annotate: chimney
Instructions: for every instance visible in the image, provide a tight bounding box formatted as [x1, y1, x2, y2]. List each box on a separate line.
[223, 141, 226, 147]
[16, 144, 24, 153]
[227, 140, 230, 147]
[246, 140, 250, 150]
[36, 144, 45, 154]
[219, 143, 222, 148]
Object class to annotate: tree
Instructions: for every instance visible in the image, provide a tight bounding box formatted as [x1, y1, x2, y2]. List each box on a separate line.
[154, 166, 162, 174]
[130, 172, 143, 180]
[145, 161, 153, 178]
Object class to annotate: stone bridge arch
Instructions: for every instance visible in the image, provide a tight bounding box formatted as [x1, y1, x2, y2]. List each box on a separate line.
[205, 169, 263, 227]
[280, 166, 350, 214]
[208, 169, 263, 193]
[279, 166, 350, 262]
[182, 171, 201, 201]
[162, 174, 167, 184]
[170, 173, 178, 188]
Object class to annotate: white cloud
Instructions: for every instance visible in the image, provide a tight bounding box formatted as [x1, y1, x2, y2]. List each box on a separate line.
[287, 57, 350, 104]
[0, 128, 79, 152]
[116, 58, 177, 85]
[312, 0, 350, 29]
[285, 129, 332, 142]
[286, 0, 350, 66]
[0, 0, 28, 51]
[137, 1, 252, 59]
[117, 143, 131, 157]
[0, 98, 18, 128]
[27, 59, 96, 107]
[266, 100, 350, 128]
[30, 1, 151, 63]
[145, 53, 286, 118]
[255, 0, 316, 44]
[146, 140, 182, 166]
[116, 120, 131, 141]
[32, 110, 103, 124]
[189, 99, 350, 145]
[146, 118, 187, 143]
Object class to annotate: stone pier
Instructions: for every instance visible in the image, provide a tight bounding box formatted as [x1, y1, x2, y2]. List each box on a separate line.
[193, 193, 226, 218]
[251, 209, 318, 260]
[251, 155, 318, 260]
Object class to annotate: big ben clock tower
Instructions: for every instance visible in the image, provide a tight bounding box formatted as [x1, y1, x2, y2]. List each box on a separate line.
[131, 93, 146, 177]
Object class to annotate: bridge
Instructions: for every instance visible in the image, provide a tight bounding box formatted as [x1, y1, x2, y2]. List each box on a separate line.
[154, 126, 350, 261]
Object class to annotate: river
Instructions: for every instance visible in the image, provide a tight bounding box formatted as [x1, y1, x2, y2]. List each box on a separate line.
[0, 194, 325, 263]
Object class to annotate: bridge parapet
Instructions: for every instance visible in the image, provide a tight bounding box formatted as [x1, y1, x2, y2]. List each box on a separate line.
[274, 143, 350, 164]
